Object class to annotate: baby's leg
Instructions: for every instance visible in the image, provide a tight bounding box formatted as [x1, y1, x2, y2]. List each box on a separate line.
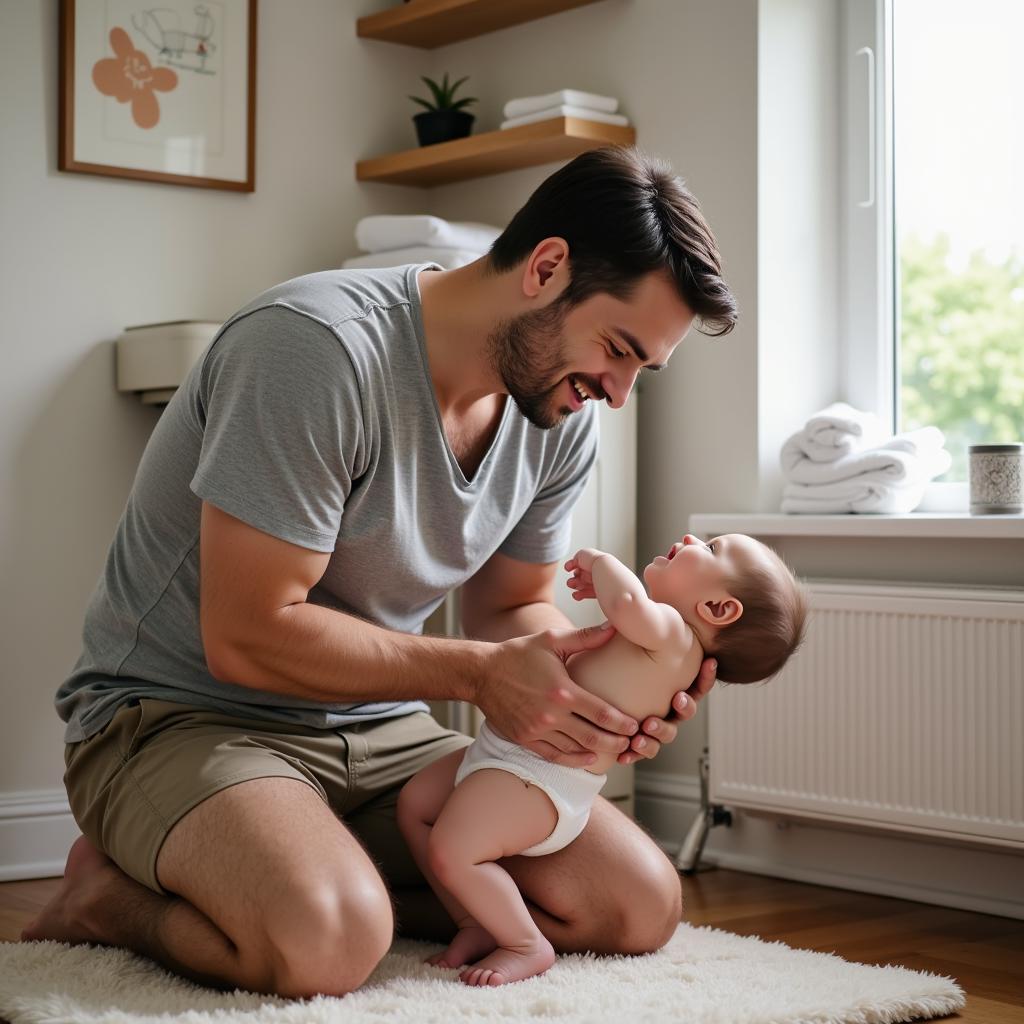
[428, 767, 559, 987]
[397, 749, 496, 967]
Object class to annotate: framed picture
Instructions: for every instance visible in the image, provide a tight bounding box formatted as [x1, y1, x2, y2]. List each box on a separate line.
[59, 0, 257, 191]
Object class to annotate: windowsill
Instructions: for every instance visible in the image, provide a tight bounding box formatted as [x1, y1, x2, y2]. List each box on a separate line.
[689, 512, 1024, 540]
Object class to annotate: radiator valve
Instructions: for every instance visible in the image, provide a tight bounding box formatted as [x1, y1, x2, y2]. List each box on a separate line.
[675, 746, 732, 874]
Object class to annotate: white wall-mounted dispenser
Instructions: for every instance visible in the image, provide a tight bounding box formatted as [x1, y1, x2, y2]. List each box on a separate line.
[116, 320, 221, 405]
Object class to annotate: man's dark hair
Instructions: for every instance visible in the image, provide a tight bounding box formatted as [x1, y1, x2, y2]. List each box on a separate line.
[486, 146, 738, 336]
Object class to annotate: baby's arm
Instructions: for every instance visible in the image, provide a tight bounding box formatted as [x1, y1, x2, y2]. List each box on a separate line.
[565, 549, 689, 653]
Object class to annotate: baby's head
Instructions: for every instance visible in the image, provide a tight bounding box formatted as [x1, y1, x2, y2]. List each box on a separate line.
[643, 533, 808, 684]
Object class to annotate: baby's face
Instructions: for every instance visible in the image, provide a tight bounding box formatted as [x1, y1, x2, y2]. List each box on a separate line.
[643, 533, 771, 616]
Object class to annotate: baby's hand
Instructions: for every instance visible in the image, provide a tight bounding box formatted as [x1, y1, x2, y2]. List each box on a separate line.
[567, 548, 602, 573]
[564, 549, 603, 602]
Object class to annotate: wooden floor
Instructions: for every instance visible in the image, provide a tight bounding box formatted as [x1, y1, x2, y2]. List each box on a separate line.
[1, 868, 1021, 1022]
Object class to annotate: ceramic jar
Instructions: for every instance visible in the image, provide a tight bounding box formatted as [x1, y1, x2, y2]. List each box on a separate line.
[969, 443, 1024, 514]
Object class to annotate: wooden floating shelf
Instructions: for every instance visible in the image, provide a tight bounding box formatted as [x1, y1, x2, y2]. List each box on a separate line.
[356, 117, 636, 187]
[357, 0, 605, 49]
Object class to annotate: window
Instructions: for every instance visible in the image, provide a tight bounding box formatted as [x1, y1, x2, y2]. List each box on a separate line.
[843, 0, 1024, 492]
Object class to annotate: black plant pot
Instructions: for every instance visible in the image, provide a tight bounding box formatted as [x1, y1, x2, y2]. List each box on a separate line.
[413, 110, 475, 147]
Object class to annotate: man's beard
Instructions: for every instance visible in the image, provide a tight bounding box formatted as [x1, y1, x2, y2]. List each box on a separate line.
[487, 297, 573, 430]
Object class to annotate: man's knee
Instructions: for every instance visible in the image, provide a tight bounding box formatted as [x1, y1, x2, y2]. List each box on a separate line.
[265, 876, 395, 998]
[610, 845, 682, 955]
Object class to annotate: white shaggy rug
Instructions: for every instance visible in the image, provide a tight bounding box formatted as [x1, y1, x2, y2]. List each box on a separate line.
[0, 924, 964, 1024]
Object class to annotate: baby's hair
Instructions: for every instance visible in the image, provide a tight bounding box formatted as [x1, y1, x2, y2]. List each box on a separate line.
[709, 545, 808, 685]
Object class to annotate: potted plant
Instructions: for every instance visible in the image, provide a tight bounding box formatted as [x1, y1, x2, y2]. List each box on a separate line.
[409, 73, 477, 147]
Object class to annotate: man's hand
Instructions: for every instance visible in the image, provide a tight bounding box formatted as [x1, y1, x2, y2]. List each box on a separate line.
[477, 623, 638, 768]
[616, 655, 717, 766]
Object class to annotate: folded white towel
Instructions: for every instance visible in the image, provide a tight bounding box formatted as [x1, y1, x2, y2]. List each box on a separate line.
[342, 247, 482, 271]
[780, 432, 810, 475]
[780, 405, 951, 512]
[882, 426, 946, 456]
[503, 90, 619, 120]
[355, 216, 501, 255]
[500, 105, 631, 131]
[795, 430, 886, 463]
[781, 478, 928, 514]
[783, 404, 888, 463]
[805, 402, 885, 440]
[781, 441, 952, 486]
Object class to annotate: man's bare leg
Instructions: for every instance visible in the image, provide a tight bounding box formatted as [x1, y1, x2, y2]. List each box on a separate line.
[21, 834, 247, 991]
[21, 778, 394, 998]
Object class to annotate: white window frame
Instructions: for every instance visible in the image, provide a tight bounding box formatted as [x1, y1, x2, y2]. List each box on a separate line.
[839, 0, 968, 511]
[840, 0, 894, 429]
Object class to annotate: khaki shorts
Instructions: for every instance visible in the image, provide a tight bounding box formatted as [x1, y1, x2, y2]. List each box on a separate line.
[63, 698, 471, 896]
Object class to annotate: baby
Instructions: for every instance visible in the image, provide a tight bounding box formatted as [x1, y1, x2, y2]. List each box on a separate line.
[397, 533, 808, 987]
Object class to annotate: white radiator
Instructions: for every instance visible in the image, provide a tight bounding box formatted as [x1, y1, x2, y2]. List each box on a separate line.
[709, 582, 1024, 849]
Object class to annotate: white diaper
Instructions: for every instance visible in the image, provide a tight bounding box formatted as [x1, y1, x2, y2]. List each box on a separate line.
[454, 721, 607, 856]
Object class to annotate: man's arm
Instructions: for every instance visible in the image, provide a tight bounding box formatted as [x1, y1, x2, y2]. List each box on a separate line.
[460, 550, 573, 641]
[199, 503, 631, 765]
[200, 502, 484, 704]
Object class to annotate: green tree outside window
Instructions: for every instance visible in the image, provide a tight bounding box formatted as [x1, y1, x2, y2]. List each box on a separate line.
[899, 233, 1024, 480]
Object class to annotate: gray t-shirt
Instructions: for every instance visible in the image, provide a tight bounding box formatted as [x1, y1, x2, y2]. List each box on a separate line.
[57, 264, 598, 742]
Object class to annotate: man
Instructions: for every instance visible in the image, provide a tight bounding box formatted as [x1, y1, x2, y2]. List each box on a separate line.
[24, 147, 737, 997]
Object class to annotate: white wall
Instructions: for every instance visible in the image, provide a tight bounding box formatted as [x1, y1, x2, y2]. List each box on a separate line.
[0, 0, 430, 803]
[756, 0, 841, 507]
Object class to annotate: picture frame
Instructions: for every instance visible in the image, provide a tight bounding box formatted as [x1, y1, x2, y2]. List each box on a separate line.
[59, 0, 257, 191]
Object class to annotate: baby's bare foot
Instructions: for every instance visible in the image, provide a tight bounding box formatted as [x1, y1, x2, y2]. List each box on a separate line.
[425, 924, 496, 968]
[459, 936, 556, 987]
[20, 835, 123, 945]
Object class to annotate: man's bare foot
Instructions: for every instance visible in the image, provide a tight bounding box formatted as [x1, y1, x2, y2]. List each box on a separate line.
[20, 835, 125, 945]
[425, 924, 496, 968]
[458, 936, 556, 987]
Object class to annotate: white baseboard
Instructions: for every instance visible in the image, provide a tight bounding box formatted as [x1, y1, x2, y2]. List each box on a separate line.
[0, 789, 78, 882]
[635, 770, 702, 808]
[636, 771, 1024, 921]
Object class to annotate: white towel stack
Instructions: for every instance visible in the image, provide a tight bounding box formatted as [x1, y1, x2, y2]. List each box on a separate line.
[499, 89, 630, 131]
[780, 403, 952, 514]
[342, 215, 502, 271]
